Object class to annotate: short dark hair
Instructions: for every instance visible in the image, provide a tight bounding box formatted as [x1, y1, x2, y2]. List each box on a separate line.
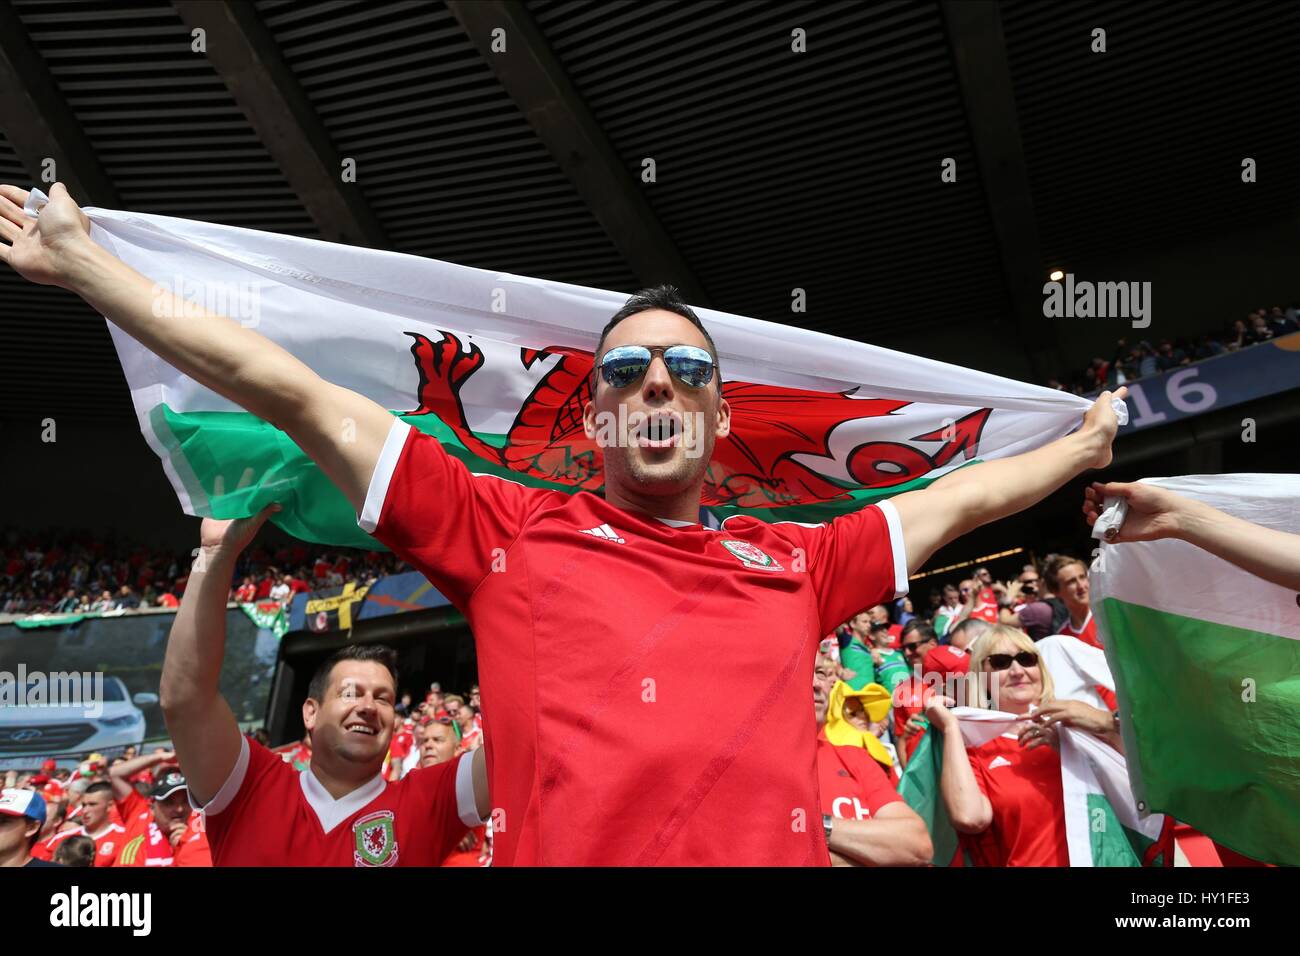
[84, 782, 112, 797]
[902, 621, 937, 644]
[949, 617, 991, 646]
[592, 284, 720, 390]
[307, 644, 399, 703]
[53, 833, 96, 865]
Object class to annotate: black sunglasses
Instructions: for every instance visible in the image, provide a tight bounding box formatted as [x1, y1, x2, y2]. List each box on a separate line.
[598, 345, 716, 389]
[986, 651, 1039, 671]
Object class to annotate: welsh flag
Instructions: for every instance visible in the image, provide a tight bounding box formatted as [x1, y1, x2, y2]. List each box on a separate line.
[37, 188, 1103, 545]
[1092, 474, 1300, 866]
[898, 636, 1166, 866]
[238, 600, 289, 639]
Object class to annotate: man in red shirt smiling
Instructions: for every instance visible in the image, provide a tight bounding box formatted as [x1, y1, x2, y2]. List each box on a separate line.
[159, 512, 488, 867]
[1, 184, 1128, 865]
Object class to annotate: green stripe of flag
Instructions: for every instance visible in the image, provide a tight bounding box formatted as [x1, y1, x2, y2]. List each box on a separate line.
[1099, 596, 1300, 866]
[150, 404, 965, 546]
[151, 406, 577, 548]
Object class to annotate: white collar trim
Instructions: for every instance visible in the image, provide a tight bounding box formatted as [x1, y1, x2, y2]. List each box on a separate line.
[655, 517, 697, 527]
[299, 766, 387, 834]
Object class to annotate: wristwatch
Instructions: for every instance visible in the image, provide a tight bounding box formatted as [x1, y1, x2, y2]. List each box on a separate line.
[823, 813, 834, 844]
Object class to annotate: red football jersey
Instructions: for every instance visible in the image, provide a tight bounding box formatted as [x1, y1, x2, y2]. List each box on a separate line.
[816, 731, 902, 822]
[361, 421, 907, 866]
[199, 736, 479, 866]
[1059, 611, 1100, 648]
[39, 822, 127, 866]
[962, 733, 1069, 866]
[891, 675, 934, 760]
[111, 790, 210, 866]
[389, 726, 414, 762]
[112, 790, 162, 867]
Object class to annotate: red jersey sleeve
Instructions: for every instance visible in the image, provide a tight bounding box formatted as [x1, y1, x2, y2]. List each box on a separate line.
[396, 752, 480, 862]
[358, 419, 547, 607]
[772, 500, 908, 636]
[196, 735, 289, 862]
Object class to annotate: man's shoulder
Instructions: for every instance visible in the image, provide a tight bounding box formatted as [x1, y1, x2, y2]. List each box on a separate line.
[825, 738, 892, 780]
[115, 788, 148, 817]
[45, 826, 87, 847]
[396, 757, 456, 792]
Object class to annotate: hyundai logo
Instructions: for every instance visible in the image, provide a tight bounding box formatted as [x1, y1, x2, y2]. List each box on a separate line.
[9, 729, 42, 742]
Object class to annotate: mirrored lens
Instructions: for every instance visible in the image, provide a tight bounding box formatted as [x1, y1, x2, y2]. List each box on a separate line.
[663, 345, 715, 388]
[600, 346, 652, 388]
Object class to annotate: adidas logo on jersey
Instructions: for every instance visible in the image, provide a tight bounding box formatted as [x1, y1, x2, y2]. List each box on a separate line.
[579, 523, 625, 544]
[988, 755, 1013, 770]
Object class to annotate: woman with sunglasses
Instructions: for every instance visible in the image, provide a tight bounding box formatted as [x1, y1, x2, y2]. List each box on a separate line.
[925, 625, 1120, 866]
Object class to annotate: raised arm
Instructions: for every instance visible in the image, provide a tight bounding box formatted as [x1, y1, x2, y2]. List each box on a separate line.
[160, 507, 277, 805]
[472, 745, 490, 822]
[0, 183, 391, 514]
[107, 749, 176, 803]
[1084, 480, 1300, 592]
[891, 389, 1128, 575]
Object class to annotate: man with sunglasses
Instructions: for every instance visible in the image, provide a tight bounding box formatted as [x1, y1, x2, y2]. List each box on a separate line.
[1, 185, 1128, 864]
[1015, 565, 1041, 606]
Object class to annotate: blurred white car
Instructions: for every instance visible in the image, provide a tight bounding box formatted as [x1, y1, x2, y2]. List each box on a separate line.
[0, 676, 157, 771]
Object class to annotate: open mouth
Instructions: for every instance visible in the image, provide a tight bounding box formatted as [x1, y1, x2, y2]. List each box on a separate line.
[634, 411, 682, 449]
[345, 723, 377, 737]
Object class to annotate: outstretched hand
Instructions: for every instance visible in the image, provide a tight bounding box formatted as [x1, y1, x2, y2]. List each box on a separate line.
[1079, 386, 1129, 469]
[1083, 480, 1184, 543]
[198, 503, 282, 562]
[0, 182, 93, 288]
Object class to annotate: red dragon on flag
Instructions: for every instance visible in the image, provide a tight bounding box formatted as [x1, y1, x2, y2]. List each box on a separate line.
[402, 330, 993, 509]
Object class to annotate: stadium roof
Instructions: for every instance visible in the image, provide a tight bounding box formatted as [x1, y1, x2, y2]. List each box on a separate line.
[2, 0, 1299, 424]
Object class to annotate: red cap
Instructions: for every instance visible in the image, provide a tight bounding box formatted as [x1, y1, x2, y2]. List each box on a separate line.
[41, 759, 57, 772]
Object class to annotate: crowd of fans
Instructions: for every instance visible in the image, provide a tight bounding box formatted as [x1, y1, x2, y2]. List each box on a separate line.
[0, 526, 411, 617]
[811, 551, 1175, 866]
[1048, 302, 1299, 394]
[1, 679, 487, 868]
[6, 547, 1153, 869]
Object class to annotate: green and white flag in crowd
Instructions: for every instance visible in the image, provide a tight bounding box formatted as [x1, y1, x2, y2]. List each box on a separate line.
[238, 600, 289, 640]
[28, 188, 1113, 546]
[1092, 473, 1300, 866]
[899, 635, 1165, 866]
